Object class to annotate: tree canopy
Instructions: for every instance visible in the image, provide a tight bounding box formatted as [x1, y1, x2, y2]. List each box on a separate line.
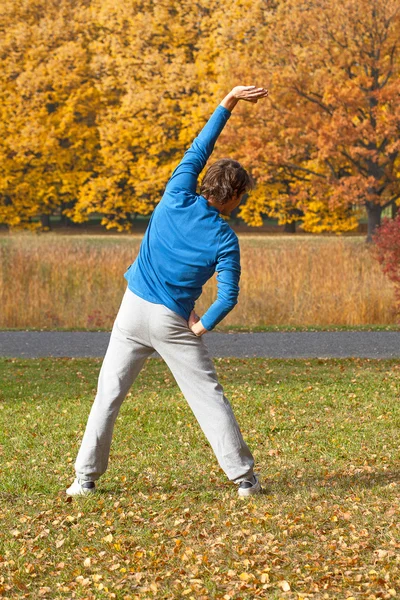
[1, 0, 399, 236]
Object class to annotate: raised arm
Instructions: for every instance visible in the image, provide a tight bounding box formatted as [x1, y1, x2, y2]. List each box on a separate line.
[186, 85, 268, 336]
[165, 86, 269, 194]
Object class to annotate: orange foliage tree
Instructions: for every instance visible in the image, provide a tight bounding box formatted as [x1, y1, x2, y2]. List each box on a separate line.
[220, 0, 400, 239]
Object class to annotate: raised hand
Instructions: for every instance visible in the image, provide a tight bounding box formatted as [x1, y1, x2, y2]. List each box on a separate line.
[220, 85, 269, 111]
[231, 85, 269, 103]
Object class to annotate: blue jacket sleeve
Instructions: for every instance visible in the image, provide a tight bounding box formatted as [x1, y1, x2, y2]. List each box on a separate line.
[201, 227, 241, 331]
[165, 105, 231, 194]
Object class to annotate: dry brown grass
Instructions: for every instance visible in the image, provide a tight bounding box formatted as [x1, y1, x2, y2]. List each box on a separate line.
[0, 233, 397, 328]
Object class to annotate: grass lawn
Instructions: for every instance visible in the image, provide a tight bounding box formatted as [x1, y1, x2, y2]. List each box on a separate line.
[0, 357, 399, 599]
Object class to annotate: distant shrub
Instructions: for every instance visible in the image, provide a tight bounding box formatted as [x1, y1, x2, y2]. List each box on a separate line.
[373, 213, 400, 315]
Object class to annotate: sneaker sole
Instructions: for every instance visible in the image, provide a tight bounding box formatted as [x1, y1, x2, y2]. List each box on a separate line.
[66, 486, 96, 497]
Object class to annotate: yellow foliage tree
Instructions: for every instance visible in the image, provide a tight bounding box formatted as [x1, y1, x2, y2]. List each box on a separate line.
[0, 0, 101, 229]
[1, 0, 399, 237]
[69, 0, 265, 230]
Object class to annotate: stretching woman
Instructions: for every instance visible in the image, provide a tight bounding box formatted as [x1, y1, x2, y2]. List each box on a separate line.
[67, 85, 269, 498]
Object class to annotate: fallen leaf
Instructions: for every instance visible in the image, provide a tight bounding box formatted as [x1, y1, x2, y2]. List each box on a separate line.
[39, 588, 51, 596]
[278, 580, 291, 592]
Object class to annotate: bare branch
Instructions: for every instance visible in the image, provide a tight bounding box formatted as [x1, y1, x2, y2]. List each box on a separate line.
[339, 149, 369, 176]
[292, 86, 333, 115]
[284, 163, 326, 178]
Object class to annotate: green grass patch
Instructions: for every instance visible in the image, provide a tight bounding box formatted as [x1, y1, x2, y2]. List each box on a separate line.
[0, 358, 399, 599]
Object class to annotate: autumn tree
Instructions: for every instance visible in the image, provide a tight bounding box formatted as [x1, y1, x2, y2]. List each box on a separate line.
[66, 0, 209, 229]
[0, 0, 101, 229]
[0, 0, 274, 231]
[220, 0, 400, 240]
[68, 0, 264, 230]
[2, 0, 399, 237]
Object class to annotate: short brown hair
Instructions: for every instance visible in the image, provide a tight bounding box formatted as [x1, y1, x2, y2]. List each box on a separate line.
[200, 159, 254, 206]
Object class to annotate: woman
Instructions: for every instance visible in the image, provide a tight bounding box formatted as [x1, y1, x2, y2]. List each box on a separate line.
[67, 85, 269, 498]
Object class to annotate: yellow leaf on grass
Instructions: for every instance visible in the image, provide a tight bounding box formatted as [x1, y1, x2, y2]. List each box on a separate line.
[11, 530, 21, 538]
[278, 580, 291, 591]
[102, 533, 113, 543]
[39, 587, 51, 596]
[239, 573, 250, 581]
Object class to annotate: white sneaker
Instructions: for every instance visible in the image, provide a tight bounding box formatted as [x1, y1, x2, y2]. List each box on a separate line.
[66, 478, 96, 496]
[238, 474, 262, 497]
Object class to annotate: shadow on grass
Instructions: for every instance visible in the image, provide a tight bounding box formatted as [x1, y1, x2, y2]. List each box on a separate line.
[267, 468, 400, 495]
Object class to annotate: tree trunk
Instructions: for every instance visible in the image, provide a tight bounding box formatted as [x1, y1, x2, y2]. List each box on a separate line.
[392, 201, 398, 219]
[60, 213, 78, 227]
[40, 214, 51, 229]
[284, 220, 296, 233]
[366, 203, 382, 243]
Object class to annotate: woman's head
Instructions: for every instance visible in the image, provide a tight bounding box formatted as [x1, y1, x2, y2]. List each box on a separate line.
[200, 159, 254, 214]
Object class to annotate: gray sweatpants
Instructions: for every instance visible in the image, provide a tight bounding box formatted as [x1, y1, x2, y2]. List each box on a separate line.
[74, 288, 255, 484]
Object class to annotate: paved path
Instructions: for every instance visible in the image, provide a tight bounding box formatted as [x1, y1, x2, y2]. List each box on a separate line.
[0, 331, 399, 358]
